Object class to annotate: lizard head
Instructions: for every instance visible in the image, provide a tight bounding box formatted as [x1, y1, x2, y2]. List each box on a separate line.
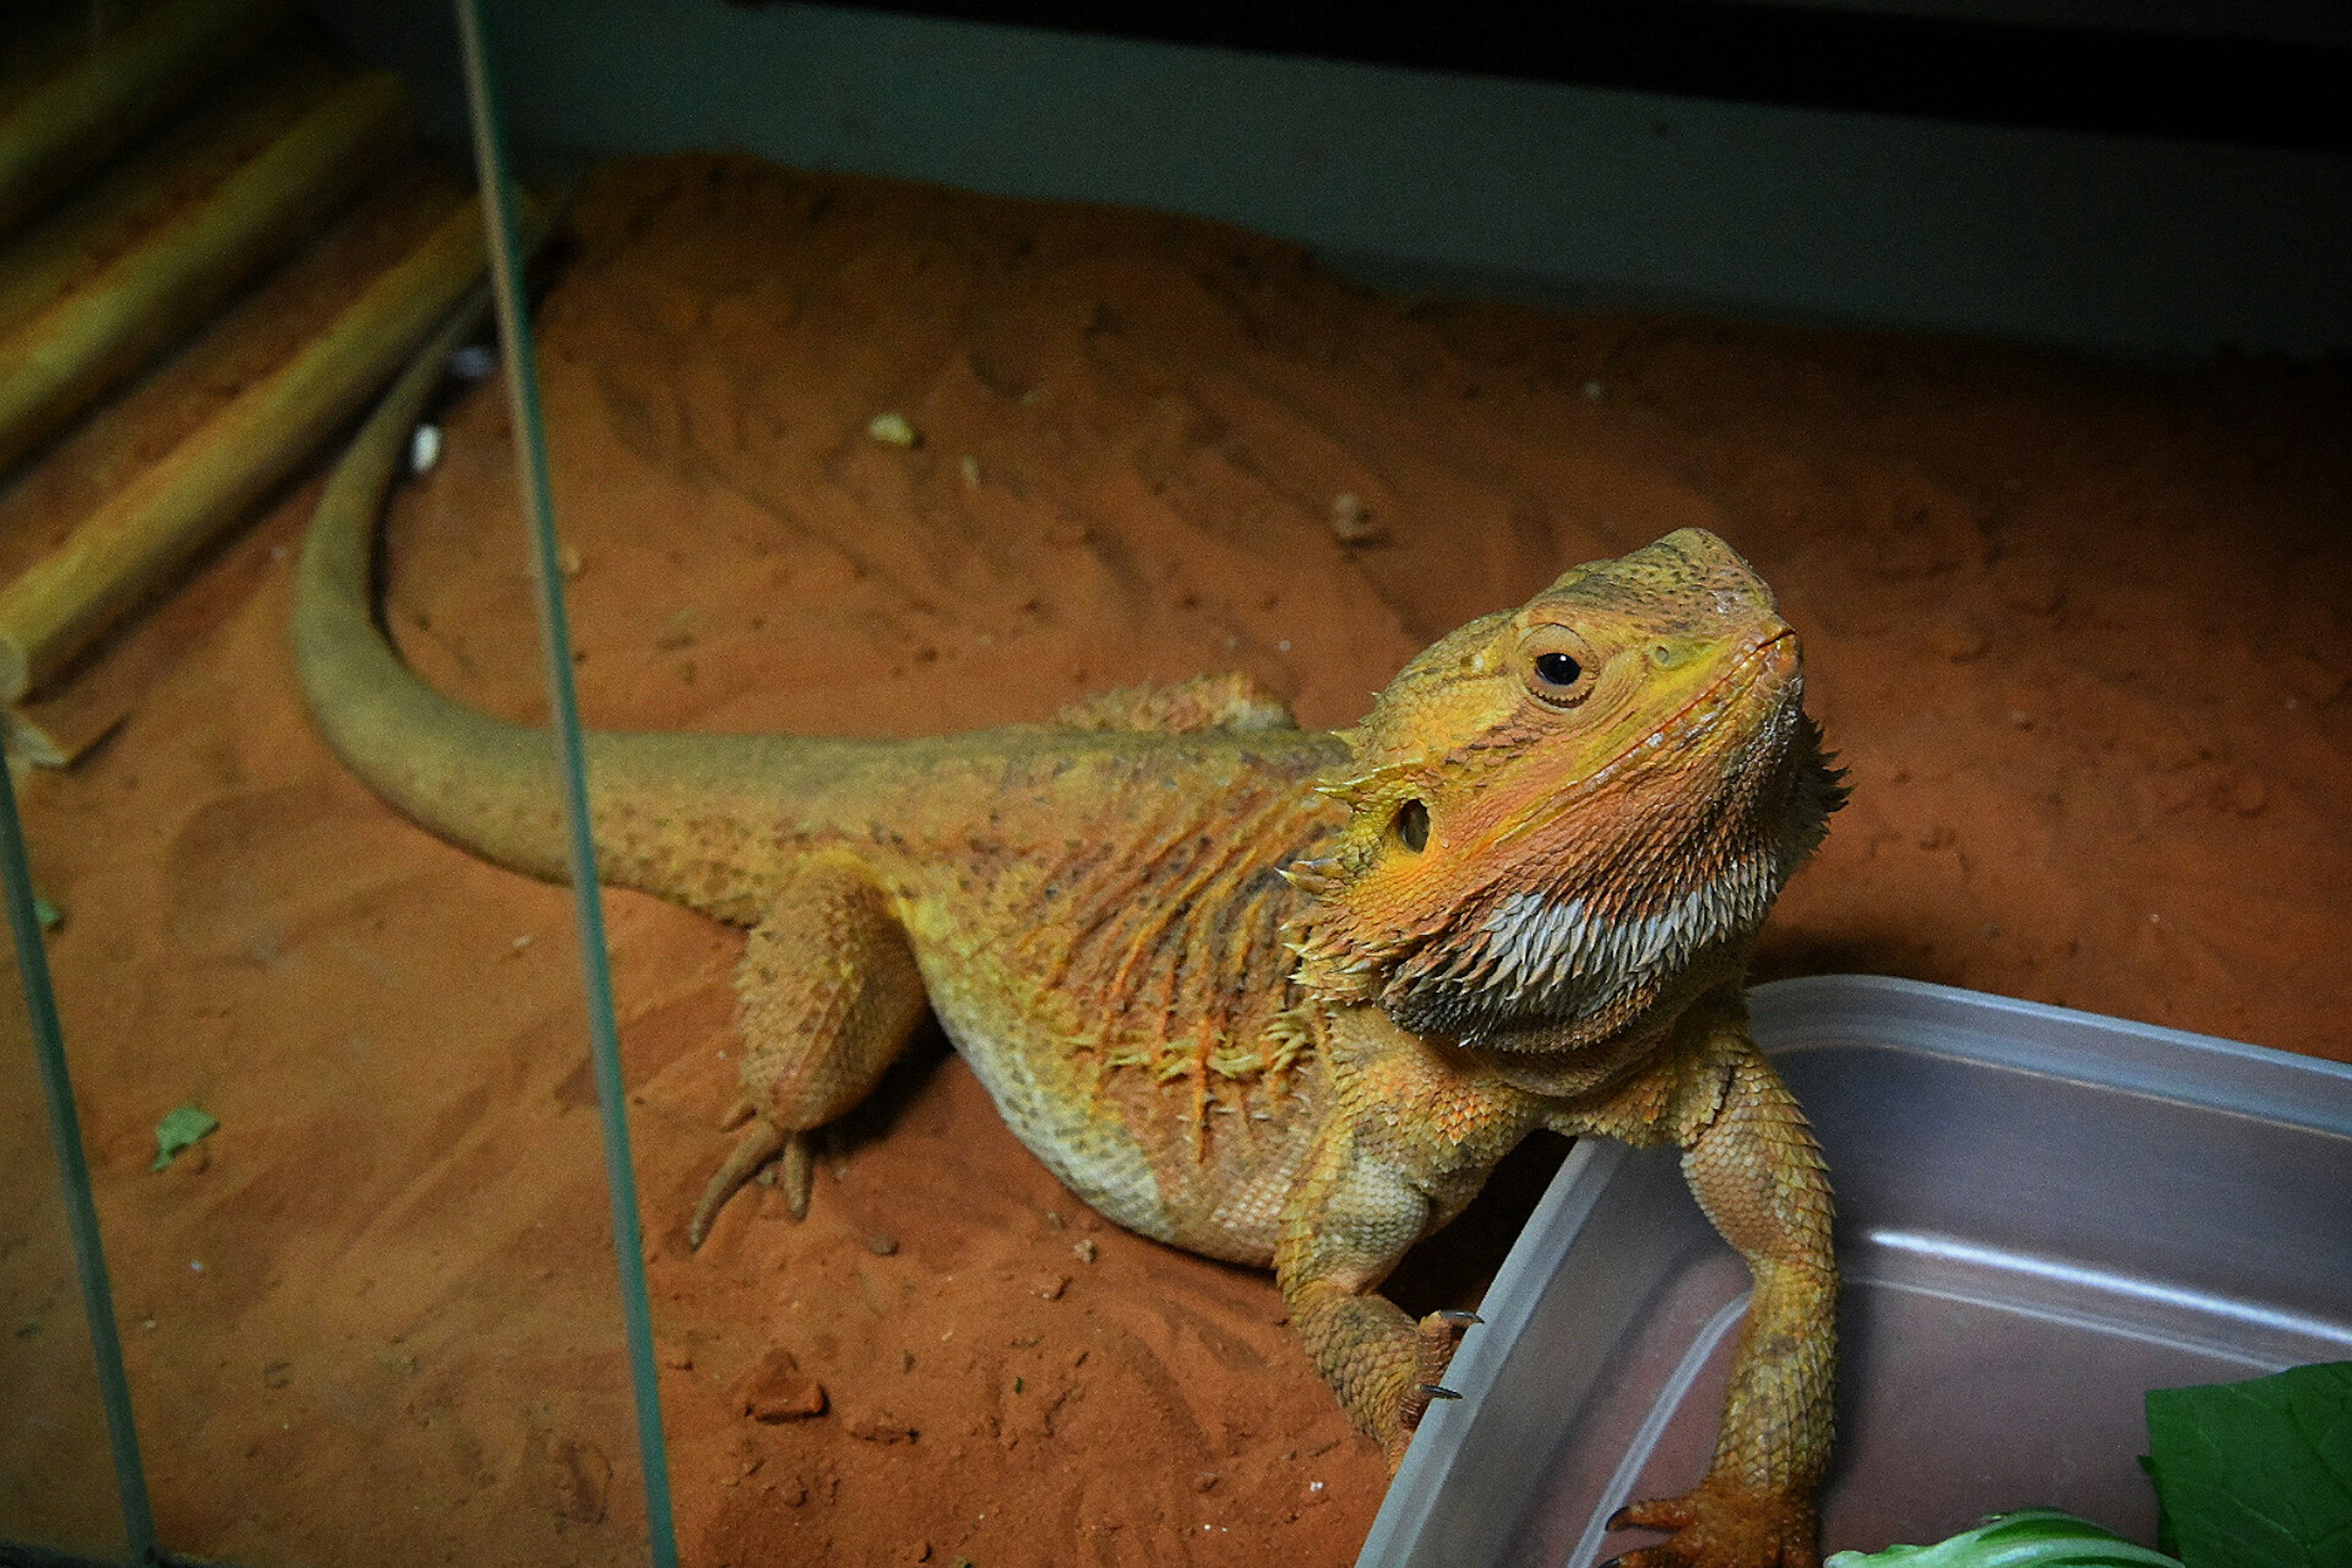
[1286, 527, 1844, 1050]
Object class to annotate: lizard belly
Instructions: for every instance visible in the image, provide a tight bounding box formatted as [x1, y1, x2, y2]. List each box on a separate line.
[927, 996, 1176, 1243]
[924, 986, 1322, 1267]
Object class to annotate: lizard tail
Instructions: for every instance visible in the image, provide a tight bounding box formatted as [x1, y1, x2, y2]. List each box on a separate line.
[293, 293, 576, 886]
[293, 295, 864, 924]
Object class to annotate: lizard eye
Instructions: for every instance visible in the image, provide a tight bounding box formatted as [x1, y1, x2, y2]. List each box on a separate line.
[1521, 627, 1595, 706]
[1392, 799, 1430, 853]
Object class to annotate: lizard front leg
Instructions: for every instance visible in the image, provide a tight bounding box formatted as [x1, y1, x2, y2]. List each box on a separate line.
[689, 850, 930, 1247]
[1272, 1007, 1539, 1466]
[1273, 1127, 1485, 1466]
[1585, 1011, 1838, 1568]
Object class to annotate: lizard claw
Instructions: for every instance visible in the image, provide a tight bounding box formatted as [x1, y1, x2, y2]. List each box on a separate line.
[780, 1129, 815, 1220]
[1434, 1308, 1482, 1327]
[1414, 1382, 1461, 1401]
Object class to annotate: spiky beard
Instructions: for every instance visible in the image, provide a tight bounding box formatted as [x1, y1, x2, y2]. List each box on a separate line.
[1291, 704, 1843, 1052]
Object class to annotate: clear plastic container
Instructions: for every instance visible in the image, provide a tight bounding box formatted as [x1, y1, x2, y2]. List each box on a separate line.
[1359, 974, 2352, 1567]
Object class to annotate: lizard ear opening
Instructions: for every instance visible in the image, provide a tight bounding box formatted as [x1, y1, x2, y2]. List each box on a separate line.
[1392, 798, 1431, 853]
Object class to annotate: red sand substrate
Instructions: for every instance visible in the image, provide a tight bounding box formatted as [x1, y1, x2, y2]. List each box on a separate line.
[9, 154, 2347, 1567]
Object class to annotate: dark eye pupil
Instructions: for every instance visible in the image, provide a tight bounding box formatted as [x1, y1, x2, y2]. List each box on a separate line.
[1394, 799, 1430, 853]
[1535, 651, 1582, 687]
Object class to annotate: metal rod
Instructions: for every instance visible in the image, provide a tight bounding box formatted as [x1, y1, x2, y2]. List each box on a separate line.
[0, 753, 158, 1566]
[451, 6, 680, 1565]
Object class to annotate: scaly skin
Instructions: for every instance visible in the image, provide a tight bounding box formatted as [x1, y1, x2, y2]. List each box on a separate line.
[296, 329, 1845, 1567]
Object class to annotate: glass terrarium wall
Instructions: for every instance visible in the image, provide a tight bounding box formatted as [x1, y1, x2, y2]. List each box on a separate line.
[1, 2, 663, 1563]
[339, 0, 2352, 357]
[10, 2, 2351, 1566]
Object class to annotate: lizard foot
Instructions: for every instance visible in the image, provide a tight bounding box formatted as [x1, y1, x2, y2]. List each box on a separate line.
[688, 1115, 789, 1250]
[1382, 1308, 1484, 1466]
[1602, 1480, 1820, 1568]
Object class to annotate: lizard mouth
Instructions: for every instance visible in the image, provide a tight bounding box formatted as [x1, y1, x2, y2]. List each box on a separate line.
[1618, 625, 1797, 764]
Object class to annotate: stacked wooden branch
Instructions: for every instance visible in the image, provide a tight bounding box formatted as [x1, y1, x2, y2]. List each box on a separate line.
[0, 0, 505, 761]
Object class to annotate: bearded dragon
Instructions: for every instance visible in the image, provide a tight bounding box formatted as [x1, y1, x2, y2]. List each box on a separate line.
[296, 332, 1845, 1568]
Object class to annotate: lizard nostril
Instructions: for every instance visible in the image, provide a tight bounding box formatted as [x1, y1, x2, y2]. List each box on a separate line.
[1393, 799, 1430, 853]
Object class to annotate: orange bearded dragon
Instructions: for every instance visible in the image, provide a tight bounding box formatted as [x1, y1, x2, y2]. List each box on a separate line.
[296, 344, 1845, 1568]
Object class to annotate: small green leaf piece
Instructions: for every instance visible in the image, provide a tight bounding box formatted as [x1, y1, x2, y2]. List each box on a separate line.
[1825, 1508, 2182, 1567]
[151, 1105, 219, 1171]
[2144, 1362, 2352, 1568]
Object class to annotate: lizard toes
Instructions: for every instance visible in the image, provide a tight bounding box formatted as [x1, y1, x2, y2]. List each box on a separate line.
[1411, 1306, 1478, 1389]
[1395, 1307, 1483, 1439]
[1610, 1496, 1697, 1532]
[1605, 1483, 1820, 1568]
[688, 1115, 788, 1250]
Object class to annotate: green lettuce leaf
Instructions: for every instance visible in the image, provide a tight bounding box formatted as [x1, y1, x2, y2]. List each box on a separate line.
[2144, 1362, 2352, 1568]
[151, 1104, 218, 1170]
[1826, 1508, 2181, 1566]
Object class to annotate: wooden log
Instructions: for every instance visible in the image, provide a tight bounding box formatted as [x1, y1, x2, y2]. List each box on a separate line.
[0, 0, 292, 235]
[0, 46, 342, 338]
[0, 69, 407, 477]
[0, 190, 526, 706]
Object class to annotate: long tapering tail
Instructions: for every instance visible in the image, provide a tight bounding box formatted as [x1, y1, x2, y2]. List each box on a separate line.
[292, 292, 584, 883]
